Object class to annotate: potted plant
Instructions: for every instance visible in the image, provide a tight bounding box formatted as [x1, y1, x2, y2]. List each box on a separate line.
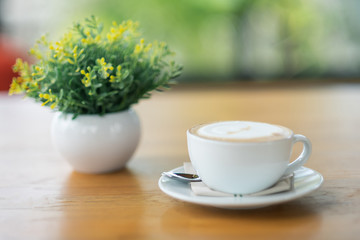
[9, 16, 182, 173]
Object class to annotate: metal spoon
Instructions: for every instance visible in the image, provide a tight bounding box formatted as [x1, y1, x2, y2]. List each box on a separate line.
[161, 171, 202, 182]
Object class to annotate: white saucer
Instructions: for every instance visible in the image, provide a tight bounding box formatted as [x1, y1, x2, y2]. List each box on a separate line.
[158, 166, 323, 209]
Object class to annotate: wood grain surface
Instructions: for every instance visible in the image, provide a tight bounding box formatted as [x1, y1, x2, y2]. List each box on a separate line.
[0, 81, 359, 240]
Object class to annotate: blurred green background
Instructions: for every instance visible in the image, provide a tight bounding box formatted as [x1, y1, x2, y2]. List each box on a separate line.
[1, 0, 360, 86]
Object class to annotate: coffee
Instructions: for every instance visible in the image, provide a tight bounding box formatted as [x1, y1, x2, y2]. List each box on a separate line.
[189, 121, 292, 142]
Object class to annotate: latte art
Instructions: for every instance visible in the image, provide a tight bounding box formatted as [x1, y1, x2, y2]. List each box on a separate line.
[190, 121, 292, 142]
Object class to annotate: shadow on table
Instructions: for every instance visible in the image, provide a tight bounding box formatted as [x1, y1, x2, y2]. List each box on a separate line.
[58, 167, 145, 239]
[159, 190, 330, 238]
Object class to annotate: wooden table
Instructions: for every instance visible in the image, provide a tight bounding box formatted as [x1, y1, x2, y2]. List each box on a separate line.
[0, 81, 359, 240]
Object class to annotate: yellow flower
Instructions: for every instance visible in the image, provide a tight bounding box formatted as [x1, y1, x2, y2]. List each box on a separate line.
[51, 40, 67, 61]
[9, 58, 34, 95]
[29, 45, 43, 59]
[134, 38, 147, 54]
[109, 75, 116, 83]
[72, 46, 78, 54]
[107, 20, 139, 43]
[29, 64, 47, 81]
[109, 65, 122, 83]
[12, 58, 24, 73]
[144, 43, 152, 53]
[9, 78, 22, 95]
[50, 102, 57, 109]
[96, 58, 113, 79]
[66, 46, 84, 65]
[97, 57, 106, 66]
[39, 89, 57, 107]
[134, 45, 142, 54]
[81, 31, 101, 45]
[80, 67, 95, 87]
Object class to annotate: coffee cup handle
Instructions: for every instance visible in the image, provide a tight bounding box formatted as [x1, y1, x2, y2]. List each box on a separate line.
[284, 134, 312, 175]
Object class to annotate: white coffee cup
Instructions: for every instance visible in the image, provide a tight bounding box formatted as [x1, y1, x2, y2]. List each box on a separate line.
[187, 121, 312, 194]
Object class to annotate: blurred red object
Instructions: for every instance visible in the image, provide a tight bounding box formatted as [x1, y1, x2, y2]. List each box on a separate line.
[0, 34, 27, 92]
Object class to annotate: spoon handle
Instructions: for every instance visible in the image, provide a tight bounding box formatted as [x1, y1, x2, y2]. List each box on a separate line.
[162, 172, 202, 182]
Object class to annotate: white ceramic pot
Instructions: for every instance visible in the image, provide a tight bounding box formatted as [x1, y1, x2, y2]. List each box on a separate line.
[51, 109, 140, 174]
